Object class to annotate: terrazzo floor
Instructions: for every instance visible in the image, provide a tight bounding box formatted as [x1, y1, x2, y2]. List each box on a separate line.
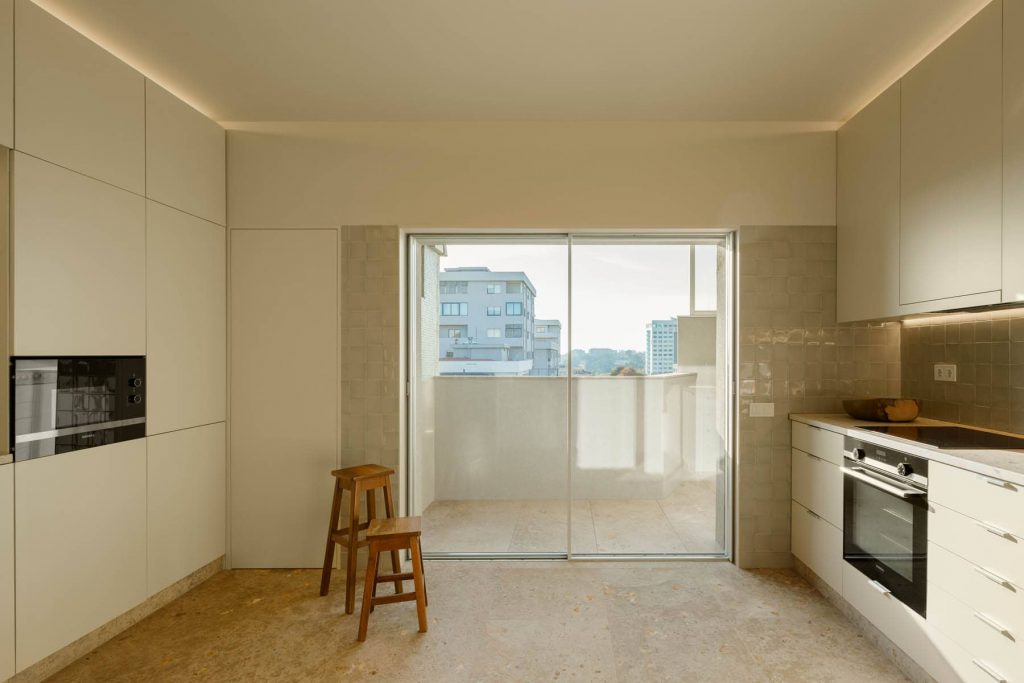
[47, 561, 908, 682]
[422, 478, 723, 555]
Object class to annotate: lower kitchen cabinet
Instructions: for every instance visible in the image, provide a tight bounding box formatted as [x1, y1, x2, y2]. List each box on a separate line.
[791, 448, 843, 528]
[791, 500, 842, 592]
[0, 465, 13, 681]
[14, 441, 147, 672]
[147, 423, 226, 594]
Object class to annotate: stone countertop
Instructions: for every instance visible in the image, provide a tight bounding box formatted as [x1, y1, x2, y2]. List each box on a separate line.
[790, 413, 1024, 487]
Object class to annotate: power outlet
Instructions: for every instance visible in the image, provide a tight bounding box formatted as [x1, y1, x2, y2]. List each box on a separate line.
[749, 402, 775, 418]
[934, 364, 957, 382]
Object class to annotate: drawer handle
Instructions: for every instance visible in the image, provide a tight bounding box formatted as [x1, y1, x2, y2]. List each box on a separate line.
[976, 520, 1018, 543]
[806, 508, 821, 520]
[868, 580, 891, 596]
[973, 611, 1015, 642]
[972, 659, 1008, 683]
[974, 566, 1017, 593]
[976, 474, 1017, 492]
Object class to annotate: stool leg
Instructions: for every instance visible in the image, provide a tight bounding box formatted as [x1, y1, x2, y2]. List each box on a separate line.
[357, 545, 380, 642]
[365, 489, 377, 523]
[383, 479, 404, 594]
[370, 550, 381, 613]
[410, 537, 428, 634]
[319, 479, 342, 596]
[418, 537, 428, 608]
[345, 481, 362, 615]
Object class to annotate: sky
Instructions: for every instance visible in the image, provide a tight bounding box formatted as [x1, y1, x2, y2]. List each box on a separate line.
[440, 242, 716, 351]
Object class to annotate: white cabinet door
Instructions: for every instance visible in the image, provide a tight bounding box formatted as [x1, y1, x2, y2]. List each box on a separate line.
[837, 82, 900, 322]
[0, 465, 13, 681]
[899, 0, 1003, 309]
[12, 153, 145, 356]
[0, 0, 12, 149]
[791, 448, 843, 528]
[1005, 0, 1024, 302]
[791, 501, 842, 592]
[147, 424, 225, 595]
[14, 0, 144, 193]
[15, 441, 147, 671]
[146, 201, 225, 435]
[230, 230, 338, 567]
[145, 81, 225, 225]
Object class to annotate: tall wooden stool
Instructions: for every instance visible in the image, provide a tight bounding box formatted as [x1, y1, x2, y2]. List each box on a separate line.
[358, 516, 428, 642]
[320, 464, 403, 614]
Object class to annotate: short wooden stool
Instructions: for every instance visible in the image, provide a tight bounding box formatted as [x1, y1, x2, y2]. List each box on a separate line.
[320, 464, 403, 614]
[358, 516, 428, 642]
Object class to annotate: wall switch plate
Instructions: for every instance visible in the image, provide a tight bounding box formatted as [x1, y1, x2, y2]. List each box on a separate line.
[934, 364, 957, 382]
[749, 402, 775, 417]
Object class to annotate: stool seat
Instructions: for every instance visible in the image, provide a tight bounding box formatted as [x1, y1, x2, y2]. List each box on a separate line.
[368, 517, 421, 539]
[331, 464, 395, 485]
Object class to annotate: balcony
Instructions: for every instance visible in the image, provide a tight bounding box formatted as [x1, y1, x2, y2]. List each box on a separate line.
[412, 371, 727, 555]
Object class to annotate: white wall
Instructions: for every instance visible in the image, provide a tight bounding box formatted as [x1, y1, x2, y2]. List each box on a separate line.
[226, 121, 837, 229]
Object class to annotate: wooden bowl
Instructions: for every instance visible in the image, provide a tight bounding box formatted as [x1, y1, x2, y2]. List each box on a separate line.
[842, 398, 920, 422]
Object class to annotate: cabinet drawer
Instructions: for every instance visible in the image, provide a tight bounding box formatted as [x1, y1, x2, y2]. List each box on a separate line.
[930, 542, 1023, 642]
[791, 448, 843, 528]
[931, 463, 1023, 538]
[842, 562, 963, 682]
[791, 500, 842, 593]
[791, 422, 844, 466]
[929, 583, 1023, 682]
[930, 502, 1024, 591]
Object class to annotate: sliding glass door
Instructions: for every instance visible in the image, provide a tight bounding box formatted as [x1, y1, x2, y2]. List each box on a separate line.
[408, 233, 732, 558]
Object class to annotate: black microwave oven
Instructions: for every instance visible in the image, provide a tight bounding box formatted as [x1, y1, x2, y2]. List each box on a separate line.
[11, 356, 146, 462]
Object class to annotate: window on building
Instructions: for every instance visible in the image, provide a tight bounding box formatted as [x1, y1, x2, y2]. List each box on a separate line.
[441, 302, 468, 316]
[440, 280, 468, 295]
[506, 302, 523, 316]
[536, 325, 546, 333]
[486, 284, 502, 294]
[505, 324, 523, 338]
[486, 328, 501, 338]
[447, 328, 461, 338]
[487, 306, 501, 316]
[506, 282, 522, 294]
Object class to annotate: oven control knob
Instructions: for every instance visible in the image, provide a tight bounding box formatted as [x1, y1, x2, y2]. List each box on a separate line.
[850, 448, 866, 461]
[128, 394, 142, 404]
[897, 462, 913, 477]
[129, 377, 143, 388]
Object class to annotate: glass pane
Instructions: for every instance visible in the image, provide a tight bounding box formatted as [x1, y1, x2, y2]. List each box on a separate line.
[693, 244, 718, 312]
[411, 238, 569, 554]
[570, 239, 728, 555]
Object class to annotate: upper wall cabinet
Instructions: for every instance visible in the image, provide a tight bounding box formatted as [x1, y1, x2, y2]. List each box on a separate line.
[146, 201, 226, 435]
[146, 81, 226, 225]
[14, 0, 144, 193]
[0, 0, 12, 149]
[837, 83, 900, 323]
[1006, 0, 1024, 302]
[12, 153, 145, 356]
[899, 0, 1003, 310]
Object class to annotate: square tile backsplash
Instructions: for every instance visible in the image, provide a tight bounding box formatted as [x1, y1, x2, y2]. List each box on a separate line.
[736, 225, 901, 568]
[901, 309, 1024, 434]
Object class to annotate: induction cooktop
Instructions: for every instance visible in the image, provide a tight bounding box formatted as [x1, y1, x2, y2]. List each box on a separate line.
[862, 425, 1024, 450]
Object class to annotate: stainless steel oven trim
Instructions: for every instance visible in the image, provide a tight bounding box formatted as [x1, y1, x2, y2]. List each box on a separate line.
[841, 466, 926, 498]
[14, 416, 147, 444]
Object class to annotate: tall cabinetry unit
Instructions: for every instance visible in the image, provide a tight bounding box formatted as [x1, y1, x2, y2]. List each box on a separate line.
[1006, 0, 1024, 302]
[7, 0, 227, 674]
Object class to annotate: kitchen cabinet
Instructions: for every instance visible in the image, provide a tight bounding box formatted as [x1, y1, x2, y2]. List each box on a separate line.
[837, 83, 900, 323]
[791, 448, 842, 528]
[14, 440, 147, 672]
[230, 229, 338, 567]
[147, 424, 225, 595]
[1005, 0, 1024, 302]
[790, 422, 844, 593]
[146, 201, 226, 435]
[12, 153, 145, 356]
[0, 465, 13, 681]
[14, 0, 144, 193]
[145, 81, 226, 225]
[899, 0, 1003, 310]
[0, 0, 12, 149]
[790, 422, 843, 465]
[791, 500, 842, 592]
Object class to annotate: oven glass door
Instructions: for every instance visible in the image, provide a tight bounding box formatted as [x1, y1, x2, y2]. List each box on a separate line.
[843, 466, 928, 616]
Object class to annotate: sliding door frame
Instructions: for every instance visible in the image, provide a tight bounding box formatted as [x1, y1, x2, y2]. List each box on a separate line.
[403, 229, 737, 562]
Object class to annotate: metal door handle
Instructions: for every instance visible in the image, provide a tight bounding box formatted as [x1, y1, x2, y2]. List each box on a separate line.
[841, 466, 925, 498]
[976, 520, 1018, 542]
[974, 611, 1015, 641]
[973, 565, 1016, 592]
[973, 659, 1008, 682]
[976, 474, 1017, 491]
[868, 580, 891, 595]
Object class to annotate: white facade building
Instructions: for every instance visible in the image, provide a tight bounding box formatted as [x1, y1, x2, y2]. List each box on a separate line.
[645, 319, 678, 375]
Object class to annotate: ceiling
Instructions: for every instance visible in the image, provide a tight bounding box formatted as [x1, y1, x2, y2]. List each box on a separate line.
[35, 0, 990, 123]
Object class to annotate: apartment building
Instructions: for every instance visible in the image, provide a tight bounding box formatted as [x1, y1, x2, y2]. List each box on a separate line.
[645, 319, 678, 375]
[532, 319, 562, 376]
[438, 267, 536, 375]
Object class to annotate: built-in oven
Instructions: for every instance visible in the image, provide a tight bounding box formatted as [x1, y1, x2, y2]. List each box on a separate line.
[11, 357, 145, 461]
[842, 436, 929, 617]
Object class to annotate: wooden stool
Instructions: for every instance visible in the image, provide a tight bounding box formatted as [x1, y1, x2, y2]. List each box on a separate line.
[358, 516, 428, 642]
[320, 464, 403, 614]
